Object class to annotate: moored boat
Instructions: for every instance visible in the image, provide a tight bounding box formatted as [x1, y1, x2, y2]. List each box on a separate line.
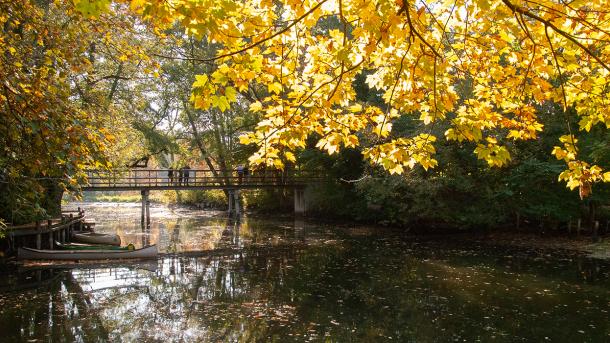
[55, 241, 135, 251]
[72, 232, 121, 246]
[18, 245, 157, 260]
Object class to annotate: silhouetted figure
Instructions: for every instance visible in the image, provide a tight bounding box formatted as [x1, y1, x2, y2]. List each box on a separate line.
[237, 165, 245, 184]
[183, 165, 191, 186]
[168, 167, 174, 185]
[178, 168, 183, 186]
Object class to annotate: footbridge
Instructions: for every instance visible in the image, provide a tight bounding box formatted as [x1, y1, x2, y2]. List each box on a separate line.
[83, 169, 320, 191]
[83, 169, 323, 224]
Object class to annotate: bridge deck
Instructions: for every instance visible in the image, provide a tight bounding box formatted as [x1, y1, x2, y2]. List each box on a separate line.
[83, 169, 321, 191]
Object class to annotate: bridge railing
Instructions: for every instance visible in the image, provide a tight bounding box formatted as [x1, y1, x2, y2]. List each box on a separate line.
[84, 169, 323, 188]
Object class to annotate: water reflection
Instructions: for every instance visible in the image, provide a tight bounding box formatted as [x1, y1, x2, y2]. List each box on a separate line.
[63, 202, 322, 253]
[0, 203, 609, 342]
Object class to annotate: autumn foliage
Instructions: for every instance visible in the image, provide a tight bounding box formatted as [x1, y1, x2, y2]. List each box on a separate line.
[86, 0, 609, 196]
[4, 0, 610, 210]
[0, 0, 151, 222]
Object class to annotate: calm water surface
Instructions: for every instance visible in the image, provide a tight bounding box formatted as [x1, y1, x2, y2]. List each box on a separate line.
[0, 202, 609, 342]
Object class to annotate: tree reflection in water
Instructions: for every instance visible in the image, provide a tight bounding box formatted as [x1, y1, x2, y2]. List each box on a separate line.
[0, 207, 609, 342]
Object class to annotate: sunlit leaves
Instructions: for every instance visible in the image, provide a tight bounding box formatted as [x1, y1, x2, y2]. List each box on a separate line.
[1, 1, 112, 175]
[73, 0, 111, 17]
[364, 134, 439, 174]
[268, 82, 283, 95]
[552, 135, 607, 197]
[474, 138, 512, 168]
[0, 0, 159, 221]
[552, 135, 578, 163]
[74, 0, 610, 193]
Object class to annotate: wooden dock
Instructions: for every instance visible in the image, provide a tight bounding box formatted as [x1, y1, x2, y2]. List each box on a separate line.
[3, 208, 89, 254]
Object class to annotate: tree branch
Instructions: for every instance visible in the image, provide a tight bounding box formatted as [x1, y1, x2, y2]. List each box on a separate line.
[502, 0, 610, 73]
[399, 1, 442, 58]
[172, 0, 328, 63]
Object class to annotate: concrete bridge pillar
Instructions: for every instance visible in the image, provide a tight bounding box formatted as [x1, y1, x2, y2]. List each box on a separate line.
[227, 190, 241, 218]
[294, 188, 306, 216]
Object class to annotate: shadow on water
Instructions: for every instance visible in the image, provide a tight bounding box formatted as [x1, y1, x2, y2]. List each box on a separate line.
[0, 202, 609, 342]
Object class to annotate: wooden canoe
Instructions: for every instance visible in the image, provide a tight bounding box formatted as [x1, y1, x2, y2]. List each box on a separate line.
[18, 245, 157, 260]
[72, 232, 121, 246]
[55, 241, 135, 251]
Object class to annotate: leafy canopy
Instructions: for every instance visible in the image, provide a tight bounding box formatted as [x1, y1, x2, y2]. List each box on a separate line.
[0, 0, 159, 222]
[81, 0, 610, 196]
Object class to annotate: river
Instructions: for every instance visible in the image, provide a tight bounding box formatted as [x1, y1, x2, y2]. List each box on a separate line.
[0, 202, 609, 342]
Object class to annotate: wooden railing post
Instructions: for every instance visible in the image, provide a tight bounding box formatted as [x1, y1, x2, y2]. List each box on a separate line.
[64, 214, 72, 243]
[77, 208, 82, 233]
[47, 219, 54, 250]
[36, 220, 41, 249]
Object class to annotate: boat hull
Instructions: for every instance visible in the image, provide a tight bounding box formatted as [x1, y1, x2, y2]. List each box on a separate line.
[18, 245, 158, 260]
[72, 232, 121, 246]
[55, 241, 133, 251]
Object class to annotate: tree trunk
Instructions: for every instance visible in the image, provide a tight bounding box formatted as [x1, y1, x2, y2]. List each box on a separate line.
[183, 104, 231, 199]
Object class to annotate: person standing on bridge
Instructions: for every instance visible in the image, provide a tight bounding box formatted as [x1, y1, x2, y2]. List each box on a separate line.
[244, 165, 250, 183]
[183, 165, 191, 186]
[168, 167, 174, 186]
[177, 167, 183, 186]
[237, 165, 245, 184]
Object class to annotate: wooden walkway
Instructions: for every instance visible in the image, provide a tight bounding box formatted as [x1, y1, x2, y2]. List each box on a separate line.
[4, 209, 87, 252]
[83, 169, 322, 191]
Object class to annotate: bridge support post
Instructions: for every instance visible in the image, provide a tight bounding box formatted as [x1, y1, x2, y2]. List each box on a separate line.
[146, 196, 151, 227]
[141, 190, 145, 225]
[227, 190, 241, 218]
[141, 190, 150, 227]
[294, 188, 306, 216]
[227, 190, 234, 215]
[234, 190, 241, 217]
